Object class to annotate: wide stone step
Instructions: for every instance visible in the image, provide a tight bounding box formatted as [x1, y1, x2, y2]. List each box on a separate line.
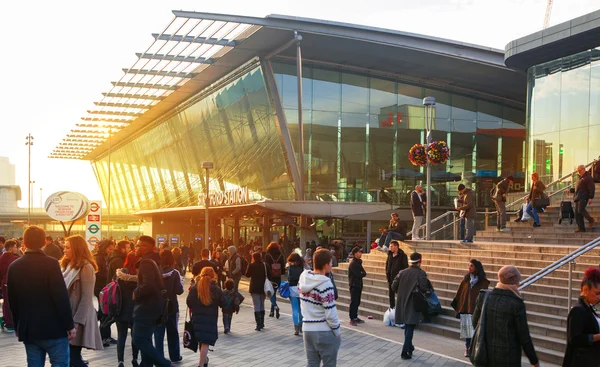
[479, 226, 600, 234]
[473, 235, 593, 246]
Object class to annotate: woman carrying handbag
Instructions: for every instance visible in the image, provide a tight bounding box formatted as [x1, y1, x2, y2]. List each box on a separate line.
[245, 252, 271, 331]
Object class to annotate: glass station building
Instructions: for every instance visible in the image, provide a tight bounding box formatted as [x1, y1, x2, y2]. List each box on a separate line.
[52, 11, 531, 243]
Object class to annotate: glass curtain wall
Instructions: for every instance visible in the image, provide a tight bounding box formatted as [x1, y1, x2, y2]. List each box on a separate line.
[528, 47, 600, 186]
[273, 61, 526, 207]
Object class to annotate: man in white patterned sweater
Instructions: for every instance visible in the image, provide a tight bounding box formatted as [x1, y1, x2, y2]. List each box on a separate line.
[299, 248, 341, 367]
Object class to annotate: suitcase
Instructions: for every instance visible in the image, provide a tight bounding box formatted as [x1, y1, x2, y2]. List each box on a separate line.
[558, 201, 574, 225]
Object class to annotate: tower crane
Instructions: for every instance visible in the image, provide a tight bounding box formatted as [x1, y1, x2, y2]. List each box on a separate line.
[544, 0, 553, 29]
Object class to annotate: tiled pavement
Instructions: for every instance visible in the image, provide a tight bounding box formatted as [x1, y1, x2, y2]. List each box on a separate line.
[0, 276, 544, 367]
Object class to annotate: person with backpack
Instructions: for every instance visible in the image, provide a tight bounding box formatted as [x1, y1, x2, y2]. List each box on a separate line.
[245, 252, 271, 331]
[95, 239, 116, 347]
[132, 258, 172, 367]
[114, 268, 140, 367]
[491, 176, 514, 232]
[154, 250, 184, 363]
[264, 242, 285, 319]
[221, 278, 245, 334]
[107, 240, 129, 280]
[226, 246, 245, 293]
[287, 252, 305, 336]
[187, 267, 227, 367]
[61, 235, 104, 366]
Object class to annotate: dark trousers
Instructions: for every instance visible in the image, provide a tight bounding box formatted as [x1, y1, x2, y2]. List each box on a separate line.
[402, 324, 416, 353]
[387, 283, 395, 309]
[223, 312, 233, 331]
[132, 318, 171, 367]
[69, 345, 87, 367]
[116, 321, 138, 363]
[349, 286, 362, 320]
[575, 199, 594, 230]
[96, 295, 112, 340]
[459, 218, 466, 240]
[153, 313, 180, 361]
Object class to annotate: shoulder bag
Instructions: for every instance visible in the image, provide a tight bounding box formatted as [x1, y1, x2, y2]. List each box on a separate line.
[469, 290, 491, 367]
[183, 309, 198, 353]
[412, 280, 429, 313]
[263, 263, 274, 297]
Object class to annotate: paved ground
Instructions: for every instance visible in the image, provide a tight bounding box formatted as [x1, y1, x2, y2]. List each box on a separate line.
[0, 276, 474, 367]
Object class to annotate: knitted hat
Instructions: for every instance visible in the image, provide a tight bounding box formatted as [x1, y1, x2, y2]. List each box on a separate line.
[498, 265, 521, 285]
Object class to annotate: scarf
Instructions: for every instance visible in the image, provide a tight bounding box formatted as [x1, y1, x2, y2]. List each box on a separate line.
[63, 264, 81, 290]
[469, 274, 479, 289]
[495, 281, 521, 298]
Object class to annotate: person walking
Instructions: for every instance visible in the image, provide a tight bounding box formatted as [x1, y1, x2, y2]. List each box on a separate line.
[221, 278, 245, 334]
[287, 252, 305, 336]
[491, 176, 514, 232]
[392, 252, 433, 360]
[172, 247, 184, 276]
[94, 239, 115, 347]
[192, 248, 218, 278]
[410, 185, 427, 240]
[451, 259, 490, 357]
[187, 267, 227, 367]
[304, 248, 313, 270]
[44, 235, 64, 261]
[377, 212, 407, 249]
[385, 241, 408, 309]
[562, 267, 600, 367]
[472, 265, 539, 367]
[180, 242, 189, 276]
[456, 184, 476, 244]
[107, 240, 129, 280]
[7, 226, 76, 367]
[132, 258, 172, 367]
[348, 246, 367, 326]
[574, 164, 596, 232]
[526, 172, 546, 228]
[154, 250, 184, 363]
[114, 268, 140, 367]
[61, 235, 104, 366]
[226, 246, 243, 293]
[264, 242, 285, 319]
[299, 248, 341, 367]
[245, 252, 270, 331]
[0, 239, 20, 332]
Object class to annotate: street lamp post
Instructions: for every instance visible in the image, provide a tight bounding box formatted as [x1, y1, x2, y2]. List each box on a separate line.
[423, 97, 436, 240]
[25, 134, 34, 226]
[30, 180, 36, 211]
[202, 161, 214, 250]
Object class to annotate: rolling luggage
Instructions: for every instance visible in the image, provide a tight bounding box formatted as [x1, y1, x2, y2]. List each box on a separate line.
[558, 201, 574, 225]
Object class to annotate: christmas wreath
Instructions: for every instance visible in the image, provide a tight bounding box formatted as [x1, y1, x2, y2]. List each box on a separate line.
[408, 144, 428, 167]
[427, 141, 450, 164]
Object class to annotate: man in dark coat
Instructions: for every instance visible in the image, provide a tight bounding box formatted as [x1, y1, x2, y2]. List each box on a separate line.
[385, 241, 408, 309]
[107, 240, 128, 281]
[95, 239, 115, 346]
[574, 164, 596, 232]
[348, 247, 367, 326]
[135, 235, 161, 267]
[457, 184, 476, 244]
[192, 248, 218, 278]
[491, 176, 514, 232]
[7, 226, 76, 365]
[410, 185, 427, 240]
[392, 252, 432, 360]
[42, 236, 63, 261]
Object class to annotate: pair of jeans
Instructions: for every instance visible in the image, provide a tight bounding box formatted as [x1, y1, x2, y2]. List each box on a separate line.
[24, 337, 70, 367]
[251, 293, 265, 312]
[459, 218, 466, 240]
[411, 216, 424, 239]
[466, 338, 471, 348]
[270, 291, 278, 309]
[575, 199, 594, 231]
[153, 313, 180, 361]
[464, 218, 475, 241]
[116, 321, 138, 363]
[222, 312, 233, 330]
[402, 324, 416, 353]
[526, 202, 540, 225]
[304, 331, 341, 367]
[378, 231, 404, 248]
[349, 286, 362, 320]
[132, 318, 171, 367]
[69, 345, 87, 367]
[290, 296, 303, 325]
[494, 200, 507, 228]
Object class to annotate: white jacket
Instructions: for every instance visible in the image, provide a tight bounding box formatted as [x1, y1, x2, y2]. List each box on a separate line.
[299, 270, 341, 336]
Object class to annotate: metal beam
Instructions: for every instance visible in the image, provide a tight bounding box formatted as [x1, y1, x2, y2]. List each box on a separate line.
[122, 69, 198, 78]
[67, 134, 106, 139]
[111, 82, 178, 91]
[81, 117, 132, 123]
[94, 102, 150, 109]
[135, 53, 212, 64]
[102, 93, 164, 100]
[76, 123, 126, 129]
[87, 110, 142, 117]
[151, 33, 238, 46]
[265, 33, 302, 59]
[64, 139, 104, 143]
[71, 129, 114, 134]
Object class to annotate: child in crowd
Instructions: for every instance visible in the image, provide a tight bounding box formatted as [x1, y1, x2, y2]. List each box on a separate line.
[221, 279, 245, 334]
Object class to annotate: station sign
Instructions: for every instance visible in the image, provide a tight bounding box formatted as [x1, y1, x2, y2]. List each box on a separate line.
[85, 200, 102, 250]
[45, 191, 90, 222]
[197, 187, 250, 207]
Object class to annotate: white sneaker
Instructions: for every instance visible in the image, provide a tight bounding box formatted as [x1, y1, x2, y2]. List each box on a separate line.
[501, 228, 511, 232]
[413, 237, 422, 241]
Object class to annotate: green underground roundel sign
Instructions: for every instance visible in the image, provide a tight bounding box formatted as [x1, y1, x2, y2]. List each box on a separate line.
[88, 224, 100, 234]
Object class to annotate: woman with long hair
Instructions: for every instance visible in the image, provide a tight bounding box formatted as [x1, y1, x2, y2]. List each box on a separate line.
[61, 235, 103, 366]
[132, 258, 172, 367]
[451, 259, 490, 357]
[264, 242, 285, 318]
[172, 246, 183, 275]
[287, 252, 305, 336]
[187, 267, 226, 367]
[563, 267, 600, 366]
[245, 252, 271, 331]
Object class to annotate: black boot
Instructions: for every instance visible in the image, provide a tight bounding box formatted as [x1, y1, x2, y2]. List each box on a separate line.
[260, 310, 266, 329]
[254, 312, 261, 331]
[275, 306, 280, 319]
[269, 305, 274, 317]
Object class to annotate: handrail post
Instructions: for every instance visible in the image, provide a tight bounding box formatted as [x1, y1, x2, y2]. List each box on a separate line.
[453, 212, 458, 240]
[567, 260, 575, 311]
[485, 208, 489, 231]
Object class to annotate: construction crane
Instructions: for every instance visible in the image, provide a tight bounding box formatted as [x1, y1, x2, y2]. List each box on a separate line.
[544, 0, 554, 29]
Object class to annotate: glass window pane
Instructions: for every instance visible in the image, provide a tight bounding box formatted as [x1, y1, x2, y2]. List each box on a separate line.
[560, 61, 590, 130]
[532, 67, 561, 134]
[452, 95, 477, 121]
[313, 69, 340, 112]
[590, 57, 600, 125]
[342, 73, 369, 114]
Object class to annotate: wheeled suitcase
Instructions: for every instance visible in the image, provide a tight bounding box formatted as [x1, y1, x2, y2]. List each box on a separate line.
[558, 201, 574, 224]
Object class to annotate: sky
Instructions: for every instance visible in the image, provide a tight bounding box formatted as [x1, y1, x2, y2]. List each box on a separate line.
[0, 0, 598, 208]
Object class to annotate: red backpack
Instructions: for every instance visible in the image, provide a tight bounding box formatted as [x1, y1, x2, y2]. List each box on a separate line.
[99, 280, 121, 317]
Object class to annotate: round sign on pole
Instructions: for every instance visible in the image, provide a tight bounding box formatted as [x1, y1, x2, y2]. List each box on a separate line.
[88, 224, 100, 234]
[90, 202, 100, 212]
[45, 191, 90, 222]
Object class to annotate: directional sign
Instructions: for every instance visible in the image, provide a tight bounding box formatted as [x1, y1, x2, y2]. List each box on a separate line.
[87, 214, 100, 222]
[88, 224, 100, 234]
[85, 200, 102, 249]
[90, 202, 100, 212]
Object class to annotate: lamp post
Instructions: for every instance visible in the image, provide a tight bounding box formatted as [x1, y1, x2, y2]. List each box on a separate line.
[30, 180, 36, 212]
[202, 161, 214, 250]
[107, 127, 112, 238]
[25, 134, 34, 226]
[423, 97, 436, 240]
[40, 188, 43, 208]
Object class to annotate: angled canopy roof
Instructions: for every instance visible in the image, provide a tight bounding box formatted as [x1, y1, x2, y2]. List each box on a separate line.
[51, 11, 526, 161]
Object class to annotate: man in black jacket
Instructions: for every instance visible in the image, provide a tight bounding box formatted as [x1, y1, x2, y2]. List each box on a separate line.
[135, 235, 161, 266]
[385, 241, 408, 308]
[410, 186, 427, 240]
[574, 164, 596, 232]
[348, 247, 367, 326]
[42, 236, 63, 261]
[7, 226, 76, 367]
